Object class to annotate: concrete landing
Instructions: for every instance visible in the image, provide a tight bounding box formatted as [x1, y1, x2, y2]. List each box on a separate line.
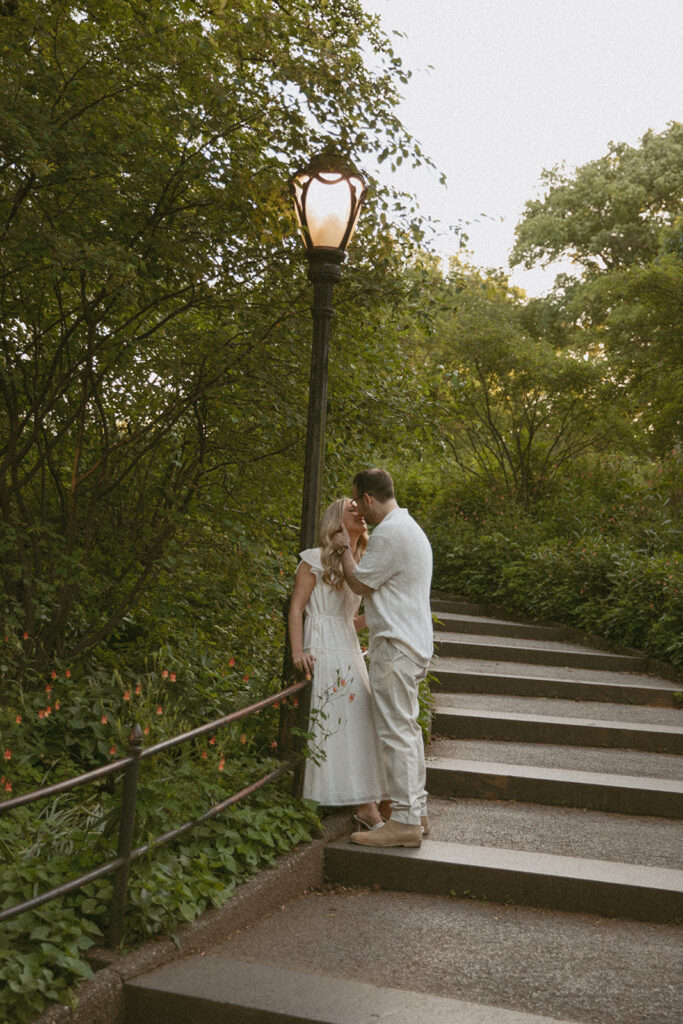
[205, 889, 682, 1024]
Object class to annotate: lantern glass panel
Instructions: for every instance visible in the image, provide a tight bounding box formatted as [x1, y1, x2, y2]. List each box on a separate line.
[303, 172, 353, 249]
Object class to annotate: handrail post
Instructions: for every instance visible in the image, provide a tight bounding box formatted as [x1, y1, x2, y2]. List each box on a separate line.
[106, 723, 143, 948]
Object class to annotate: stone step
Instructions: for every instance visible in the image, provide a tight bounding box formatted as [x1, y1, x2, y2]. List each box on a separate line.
[431, 657, 680, 707]
[206, 887, 682, 1024]
[407, 797, 683, 871]
[429, 737, 683, 781]
[325, 838, 683, 923]
[124, 957, 580, 1024]
[435, 632, 646, 672]
[426, 756, 683, 817]
[432, 597, 490, 615]
[436, 692, 682, 726]
[433, 611, 568, 642]
[432, 706, 683, 753]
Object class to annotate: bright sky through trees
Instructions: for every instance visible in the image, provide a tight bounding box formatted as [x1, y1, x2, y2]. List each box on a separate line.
[362, 0, 683, 295]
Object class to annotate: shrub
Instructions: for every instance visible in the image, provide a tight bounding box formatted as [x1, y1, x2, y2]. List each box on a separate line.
[397, 454, 682, 668]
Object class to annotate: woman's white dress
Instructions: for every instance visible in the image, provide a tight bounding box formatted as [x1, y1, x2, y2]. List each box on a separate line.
[299, 547, 388, 806]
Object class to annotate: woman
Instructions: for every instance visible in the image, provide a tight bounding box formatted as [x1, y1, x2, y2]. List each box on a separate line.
[288, 497, 387, 828]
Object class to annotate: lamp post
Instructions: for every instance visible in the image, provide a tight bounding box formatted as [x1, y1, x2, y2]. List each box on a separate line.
[283, 155, 366, 796]
[290, 153, 367, 550]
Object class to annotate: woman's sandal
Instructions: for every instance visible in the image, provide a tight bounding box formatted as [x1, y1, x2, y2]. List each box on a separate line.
[353, 813, 383, 831]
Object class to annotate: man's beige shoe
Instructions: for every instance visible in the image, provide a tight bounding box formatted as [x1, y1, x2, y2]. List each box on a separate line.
[350, 819, 422, 847]
[421, 815, 430, 836]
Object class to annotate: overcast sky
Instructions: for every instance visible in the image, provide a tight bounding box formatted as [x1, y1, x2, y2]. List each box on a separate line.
[361, 0, 682, 295]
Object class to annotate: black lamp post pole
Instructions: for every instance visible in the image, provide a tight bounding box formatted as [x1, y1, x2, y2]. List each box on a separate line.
[286, 248, 344, 798]
[298, 248, 345, 551]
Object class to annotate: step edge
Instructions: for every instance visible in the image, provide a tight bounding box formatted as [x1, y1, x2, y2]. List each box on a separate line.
[432, 707, 683, 735]
[430, 663, 678, 691]
[426, 757, 683, 793]
[124, 957, 580, 1024]
[326, 840, 683, 890]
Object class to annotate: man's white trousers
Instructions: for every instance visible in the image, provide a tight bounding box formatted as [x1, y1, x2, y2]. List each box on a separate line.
[369, 639, 429, 826]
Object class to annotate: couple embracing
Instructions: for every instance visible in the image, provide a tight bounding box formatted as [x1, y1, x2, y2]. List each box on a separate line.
[288, 468, 433, 848]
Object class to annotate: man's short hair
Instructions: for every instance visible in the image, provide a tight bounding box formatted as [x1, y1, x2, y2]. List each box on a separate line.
[353, 468, 395, 503]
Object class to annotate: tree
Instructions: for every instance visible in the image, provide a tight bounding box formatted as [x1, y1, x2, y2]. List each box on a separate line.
[511, 122, 683, 275]
[408, 264, 619, 506]
[510, 125, 683, 453]
[0, 0, 427, 671]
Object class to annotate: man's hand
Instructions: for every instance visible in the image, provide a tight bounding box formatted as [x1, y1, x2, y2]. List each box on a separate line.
[333, 525, 373, 596]
[333, 523, 351, 552]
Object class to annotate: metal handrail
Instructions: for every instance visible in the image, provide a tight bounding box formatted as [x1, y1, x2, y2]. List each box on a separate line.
[0, 676, 310, 945]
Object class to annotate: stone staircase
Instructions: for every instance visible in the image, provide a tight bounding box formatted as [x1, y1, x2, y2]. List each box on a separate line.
[123, 598, 683, 1024]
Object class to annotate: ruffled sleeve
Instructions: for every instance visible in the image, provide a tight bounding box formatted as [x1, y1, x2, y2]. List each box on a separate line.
[298, 547, 323, 575]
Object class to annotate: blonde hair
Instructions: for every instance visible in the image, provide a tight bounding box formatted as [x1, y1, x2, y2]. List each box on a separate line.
[319, 497, 368, 589]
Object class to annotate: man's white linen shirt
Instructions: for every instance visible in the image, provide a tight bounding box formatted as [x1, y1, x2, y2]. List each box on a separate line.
[352, 507, 433, 665]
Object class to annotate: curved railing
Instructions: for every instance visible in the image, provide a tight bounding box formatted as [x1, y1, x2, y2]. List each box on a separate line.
[0, 676, 311, 946]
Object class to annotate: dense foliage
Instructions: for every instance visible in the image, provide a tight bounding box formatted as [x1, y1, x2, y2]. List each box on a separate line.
[0, 0, 429, 674]
[0, 1, 431, 1018]
[400, 455, 682, 669]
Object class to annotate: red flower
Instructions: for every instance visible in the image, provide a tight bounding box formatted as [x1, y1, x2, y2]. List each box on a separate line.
[38, 710, 45, 719]
[46, 685, 51, 695]
[135, 684, 142, 696]
[218, 758, 225, 772]
[54, 702, 60, 710]
[293, 698, 299, 707]
[4, 781, 11, 793]
[169, 672, 176, 683]
[3, 749, 11, 761]
[65, 670, 71, 679]
[22, 631, 29, 640]
[15, 715, 21, 724]
[209, 737, 215, 745]
[273, 702, 280, 711]
[45, 706, 52, 716]
[240, 733, 247, 744]
[156, 705, 163, 715]
[110, 746, 117, 756]
[349, 694, 355, 702]
[243, 673, 250, 683]
[50, 670, 57, 680]
[229, 657, 235, 667]
[161, 670, 168, 679]
[270, 740, 278, 749]
[340, 678, 346, 686]
[201, 750, 208, 760]
[101, 715, 108, 724]
[143, 726, 150, 735]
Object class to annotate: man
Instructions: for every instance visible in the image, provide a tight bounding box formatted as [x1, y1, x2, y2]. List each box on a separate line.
[334, 467, 433, 848]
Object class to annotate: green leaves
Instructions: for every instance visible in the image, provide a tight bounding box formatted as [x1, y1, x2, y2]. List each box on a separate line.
[511, 124, 683, 275]
[0, 0, 429, 670]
